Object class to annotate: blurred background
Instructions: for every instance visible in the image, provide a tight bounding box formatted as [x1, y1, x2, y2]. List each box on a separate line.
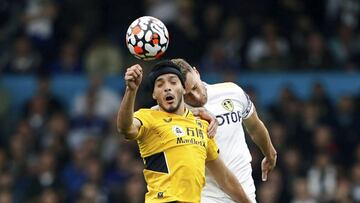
[0, 0, 359, 202]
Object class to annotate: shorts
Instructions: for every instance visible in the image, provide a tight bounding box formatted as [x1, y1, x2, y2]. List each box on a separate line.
[201, 195, 256, 203]
[201, 163, 257, 203]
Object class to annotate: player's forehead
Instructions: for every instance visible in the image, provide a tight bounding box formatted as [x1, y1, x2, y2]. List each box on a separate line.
[155, 73, 180, 83]
[184, 71, 198, 87]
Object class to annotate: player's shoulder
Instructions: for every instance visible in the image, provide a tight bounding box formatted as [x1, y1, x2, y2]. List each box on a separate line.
[134, 108, 159, 117]
[139, 108, 173, 116]
[135, 108, 151, 113]
[207, 82, 244, 92]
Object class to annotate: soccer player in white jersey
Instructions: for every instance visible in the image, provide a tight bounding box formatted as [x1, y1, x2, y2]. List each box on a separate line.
[172, 58, 277, 203]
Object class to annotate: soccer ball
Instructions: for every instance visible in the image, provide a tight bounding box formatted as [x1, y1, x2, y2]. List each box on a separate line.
[126, 16, 169, 60]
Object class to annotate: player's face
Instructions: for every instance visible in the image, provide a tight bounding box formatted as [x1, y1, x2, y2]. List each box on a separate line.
[184, 70, 207, 107]
[153, 73, 185, 113]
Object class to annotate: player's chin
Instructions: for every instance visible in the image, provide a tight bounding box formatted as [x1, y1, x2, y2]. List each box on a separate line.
[184, 97, 200, 107]
[165, 105, 178, 113]
[186, 100, 203, 107]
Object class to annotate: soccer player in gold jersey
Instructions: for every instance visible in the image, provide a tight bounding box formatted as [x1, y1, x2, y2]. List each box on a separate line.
[117, 60, 251, 203]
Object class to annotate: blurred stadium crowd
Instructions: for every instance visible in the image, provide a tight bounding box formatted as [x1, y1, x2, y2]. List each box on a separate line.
[0, 0, 359, 203]
[0, 0, 360, 74]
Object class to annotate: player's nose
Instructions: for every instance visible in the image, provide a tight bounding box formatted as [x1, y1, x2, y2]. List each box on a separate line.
[163, 83, 172, 92]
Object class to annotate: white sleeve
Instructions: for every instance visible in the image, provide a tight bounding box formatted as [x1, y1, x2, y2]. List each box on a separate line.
[237, 86, 254, 119]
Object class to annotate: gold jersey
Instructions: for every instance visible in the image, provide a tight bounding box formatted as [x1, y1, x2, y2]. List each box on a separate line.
[133, 108, 219, 203]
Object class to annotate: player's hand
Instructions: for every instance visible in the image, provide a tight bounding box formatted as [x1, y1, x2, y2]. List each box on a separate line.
[206, 113, 218, 138]
[190, 107, 218, 138]
[124, 64, 143, 91]
[261, 154, 277, 181]
[199, 109, 218, 138]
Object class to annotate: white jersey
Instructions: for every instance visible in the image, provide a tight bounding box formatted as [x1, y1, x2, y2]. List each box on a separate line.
[202, 82, 255, 200]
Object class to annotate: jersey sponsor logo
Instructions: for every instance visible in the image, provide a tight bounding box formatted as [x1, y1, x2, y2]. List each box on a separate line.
[176, 137, 206, 147]
[185, 127, 204, 139]
[195, 119, 203, 128]
[216, 111, 242, 126]
[163, 117, 172, 123]
[172, 125, 185, 137]
[222, 99, 234, 112]
[176, 126, 206, 147]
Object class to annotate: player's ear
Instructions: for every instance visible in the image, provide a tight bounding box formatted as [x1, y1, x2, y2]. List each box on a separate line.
[193, 67, 200, 75]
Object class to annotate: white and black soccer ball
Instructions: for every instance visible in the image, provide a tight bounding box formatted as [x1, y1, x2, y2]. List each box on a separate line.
[126, 16, 169, 60]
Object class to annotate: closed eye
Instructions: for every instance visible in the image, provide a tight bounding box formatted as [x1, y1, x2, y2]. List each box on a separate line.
[155, 81, 164, 88]
[169, 78, 178, 85]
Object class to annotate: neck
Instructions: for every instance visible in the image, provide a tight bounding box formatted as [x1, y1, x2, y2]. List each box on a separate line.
[175, 103, 186, 115]
[159, 102, 186, 115]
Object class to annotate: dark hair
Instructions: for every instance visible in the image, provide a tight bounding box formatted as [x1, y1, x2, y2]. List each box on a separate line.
[148, 60, 185, 90]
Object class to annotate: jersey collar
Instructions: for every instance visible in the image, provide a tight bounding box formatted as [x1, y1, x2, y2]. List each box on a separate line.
[183, 108, 190, 117]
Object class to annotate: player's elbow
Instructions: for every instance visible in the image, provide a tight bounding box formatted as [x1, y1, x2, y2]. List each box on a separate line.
[117, 126, 131, 138]
[117, 127, 125, 135]
[117, 126, 137, 140]
[117, 120, 130, 134]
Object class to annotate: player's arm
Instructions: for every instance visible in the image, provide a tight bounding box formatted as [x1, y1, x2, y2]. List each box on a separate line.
[117, 64, 143, 139]
[187, 106, 218, 138]
[206, 157, 252, 203]
[243, 107, 277, 181]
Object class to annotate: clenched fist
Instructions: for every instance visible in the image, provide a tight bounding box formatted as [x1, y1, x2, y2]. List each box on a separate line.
[124, 64, 143, 91]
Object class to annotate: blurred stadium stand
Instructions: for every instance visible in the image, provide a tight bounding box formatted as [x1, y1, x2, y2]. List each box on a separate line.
[2, 73, 360, 110]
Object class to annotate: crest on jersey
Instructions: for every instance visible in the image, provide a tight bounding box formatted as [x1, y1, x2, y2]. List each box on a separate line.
[163, 117, 172, 123]
[172, 125, 185, 137]
[222, 99, 234, 112]
[157, 192, 164, 198]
